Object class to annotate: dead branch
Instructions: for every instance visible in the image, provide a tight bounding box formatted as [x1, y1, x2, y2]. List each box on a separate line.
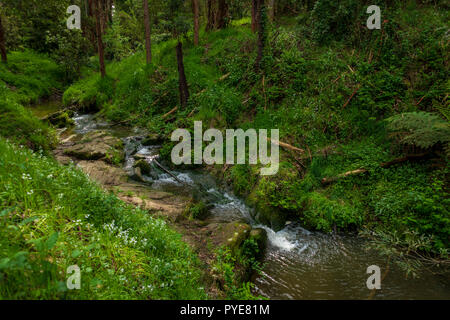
[321, 153, 429, 185]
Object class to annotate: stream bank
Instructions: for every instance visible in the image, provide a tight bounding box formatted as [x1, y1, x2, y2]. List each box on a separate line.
[30, 102, 450, 300]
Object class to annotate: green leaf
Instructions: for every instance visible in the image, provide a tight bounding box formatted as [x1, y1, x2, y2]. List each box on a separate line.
[45, 232, 59, 250]
[71, 249, 82, 258]
[19, 216, 39, 226]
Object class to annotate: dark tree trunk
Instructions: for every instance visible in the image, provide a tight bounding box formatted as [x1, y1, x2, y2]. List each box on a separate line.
[255, 0, 266, 72]
[143, 0, 152, 64]
[0, 14, 7, 63]
[176, 41, 189, 108]
[94, 0, 106, 77]
[206, 0, 215, 31]
[251, 0, 258, 33]
[193, 0, 200, 45]
[215, 0, 228, 29]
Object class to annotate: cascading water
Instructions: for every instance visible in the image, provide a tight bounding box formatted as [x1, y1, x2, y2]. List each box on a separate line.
[71, 114, 450, 300]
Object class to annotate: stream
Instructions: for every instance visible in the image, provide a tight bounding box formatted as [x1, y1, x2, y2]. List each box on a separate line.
[35, 107, 450, 300]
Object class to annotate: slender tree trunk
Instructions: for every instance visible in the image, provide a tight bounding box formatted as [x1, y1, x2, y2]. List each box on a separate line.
[206, 0, 215, 31]
[94, 0, 106, 77]
[193, 0, 200, 45]
[215, 0, 228, 29]
[255, 0, 266, 72]
[269, 0, 275, 22]
[143, 0, 152, 64]
[0, 14, 7, 63]
[251, 0, 258, 33]
[176, 41, 189, 108]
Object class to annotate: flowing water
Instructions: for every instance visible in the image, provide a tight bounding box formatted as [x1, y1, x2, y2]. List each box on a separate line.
[59, 110, 450, 300]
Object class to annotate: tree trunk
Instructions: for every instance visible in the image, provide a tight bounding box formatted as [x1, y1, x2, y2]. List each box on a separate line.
[0, 14, 7, 63]
[193, 0, 200, 45]
[215, 0, 228, 29]
[206, 0, 215, 31]
[94, 0, 106, 77]
[176, 41, 189, 108]
[143, 0, 152, 64]
[251, 0, 258, 33]
[269, 0, 275, 22]
[255, 0, 266, 71]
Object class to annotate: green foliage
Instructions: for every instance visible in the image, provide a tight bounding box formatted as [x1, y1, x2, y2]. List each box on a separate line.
[311, 0, 361, 43]
[185, 200, 209, 220]
[301, 192, 362, 232]
[0, 139, 207, 299]
[0, 51, 62, 151]
[0, 51, 62, 104]
[386, 112, 450, 154]
[211, 247, 263, 300]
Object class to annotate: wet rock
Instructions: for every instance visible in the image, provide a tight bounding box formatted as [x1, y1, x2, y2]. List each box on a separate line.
[64, 130, 124, 163]
[46, 111, 75, 129]
[133, 159, 152, 175]
[77, 161, 128, 186]
[217, 222, 252, 252]
[133, 153, 147, 161]
[131, 167, 144, 182]
[249, 228, 267, 258]
[142, 133, 165, 146]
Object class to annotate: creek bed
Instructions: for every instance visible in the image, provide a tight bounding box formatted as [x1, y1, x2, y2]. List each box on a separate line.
[30, 102, 450, 300]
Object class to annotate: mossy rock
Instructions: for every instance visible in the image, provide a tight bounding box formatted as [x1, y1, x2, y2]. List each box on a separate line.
[142, 133, 165, 146]
[184, 200, 211, 220]
[221, 222, 252, 253]
[64, 130, 124, 163]
[48, 112, 75, 129]
[133, 159, 152, 175]
[249, 228, 267, 258]
[131, 167, 144, 182]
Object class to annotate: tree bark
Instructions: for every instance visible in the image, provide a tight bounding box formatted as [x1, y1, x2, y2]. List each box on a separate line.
[193, 0, 200, 45]
[269, 0, 275, 22]
[143, 0, 152, 64]
[94, 0, 106, 77]
[176, 41, 189, 108]
[215, 0, 228, 29]
[251, 0, 258, 33]
[206, 0, 215, 31]
[0, 14, 7, 63]
[255, 0, 266, 71]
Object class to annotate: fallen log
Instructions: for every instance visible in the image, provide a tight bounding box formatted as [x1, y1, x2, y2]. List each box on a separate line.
[162, 106, 178, 119]
[153, 159, 184, 185]
[321, 153, 429, 185]
[342, 85, 360, 109]
[267, 138, 305, 154]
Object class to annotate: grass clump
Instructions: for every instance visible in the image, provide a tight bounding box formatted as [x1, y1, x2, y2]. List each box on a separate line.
[0, 138, 208, 299]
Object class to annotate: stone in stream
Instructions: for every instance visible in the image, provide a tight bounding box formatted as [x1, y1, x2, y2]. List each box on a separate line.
[133, 159, 152, 175]
[64, 130, 124, 164]
[249, 228, 268, 258]
[142, 133, 165, 146]
[213, 221, 252, 253]
[77, 161, 128, 186]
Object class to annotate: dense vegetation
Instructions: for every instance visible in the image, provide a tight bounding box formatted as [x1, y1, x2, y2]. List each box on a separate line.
[0, 0, 448, 298]
[63, 2, 449, 261]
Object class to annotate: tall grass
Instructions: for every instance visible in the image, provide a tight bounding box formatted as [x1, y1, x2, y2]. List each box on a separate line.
[0, 138, 208, 299]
